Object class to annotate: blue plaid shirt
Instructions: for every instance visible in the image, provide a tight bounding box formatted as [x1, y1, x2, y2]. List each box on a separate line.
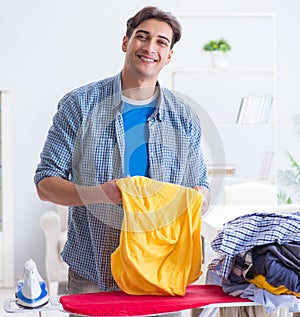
[211, 211, 300, 278]
[34, 72, 209, 290]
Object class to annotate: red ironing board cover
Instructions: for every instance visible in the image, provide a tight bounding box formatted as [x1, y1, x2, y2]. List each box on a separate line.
[59, 284, 252, 316]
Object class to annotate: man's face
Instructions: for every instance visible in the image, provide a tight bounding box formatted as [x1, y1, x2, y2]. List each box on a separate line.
[122, 19, 174, 81]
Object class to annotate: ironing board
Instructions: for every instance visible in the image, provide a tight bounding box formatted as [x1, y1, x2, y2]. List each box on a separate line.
[4, 284, 258, 317]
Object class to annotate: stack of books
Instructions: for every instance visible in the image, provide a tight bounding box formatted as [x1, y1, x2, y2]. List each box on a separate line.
[207, 163, 236, 176]
[236, 95, 273, 124]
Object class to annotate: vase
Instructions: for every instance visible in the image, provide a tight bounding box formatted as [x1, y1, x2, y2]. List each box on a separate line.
[210, 51, 228, 68]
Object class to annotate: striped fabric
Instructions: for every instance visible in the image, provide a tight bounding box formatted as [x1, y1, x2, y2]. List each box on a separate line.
[211, 211, 300, 278]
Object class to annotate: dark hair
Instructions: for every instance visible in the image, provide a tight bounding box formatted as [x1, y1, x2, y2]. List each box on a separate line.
[126, 6, 182, 49]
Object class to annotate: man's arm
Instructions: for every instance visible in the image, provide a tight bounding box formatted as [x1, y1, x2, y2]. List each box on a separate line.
[36, 176, 122, 206]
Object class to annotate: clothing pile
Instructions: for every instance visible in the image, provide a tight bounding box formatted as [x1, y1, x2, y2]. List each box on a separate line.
[208, 211, 300, 313]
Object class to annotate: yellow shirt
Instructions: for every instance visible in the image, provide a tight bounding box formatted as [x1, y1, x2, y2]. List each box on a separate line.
[111, 176, 203, 296]
[248, 273, 300, 298]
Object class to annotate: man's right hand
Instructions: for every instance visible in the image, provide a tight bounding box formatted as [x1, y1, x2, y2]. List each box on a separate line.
[99, 180, 122, 204]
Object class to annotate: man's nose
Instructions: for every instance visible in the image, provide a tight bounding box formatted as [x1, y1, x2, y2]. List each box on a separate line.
[142, 40, 157, 54]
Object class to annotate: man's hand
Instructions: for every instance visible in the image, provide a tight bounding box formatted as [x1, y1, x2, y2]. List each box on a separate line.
[194, 185, 210, 216]
[76, 179, 122, 205]
[100, 180, 123, 204]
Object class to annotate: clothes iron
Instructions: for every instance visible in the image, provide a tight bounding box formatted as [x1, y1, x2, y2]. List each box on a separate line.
[15, 258, 49, 308]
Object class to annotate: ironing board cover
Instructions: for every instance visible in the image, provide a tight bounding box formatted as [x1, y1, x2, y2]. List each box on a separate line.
[59, 284, 252, 316]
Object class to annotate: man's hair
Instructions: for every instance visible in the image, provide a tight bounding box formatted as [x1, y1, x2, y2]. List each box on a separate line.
[126, 6, 182, 49]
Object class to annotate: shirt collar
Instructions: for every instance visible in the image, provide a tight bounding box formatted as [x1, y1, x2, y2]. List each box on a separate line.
[111, 72, 123, 110]
[151, 82, 164, 122]
[114, 72, 165, 121]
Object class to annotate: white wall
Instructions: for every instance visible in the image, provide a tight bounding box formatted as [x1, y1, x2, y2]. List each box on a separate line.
[0, 0, 299, 279]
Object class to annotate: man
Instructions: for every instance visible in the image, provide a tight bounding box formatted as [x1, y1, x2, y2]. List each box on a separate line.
[34, 5, 209, 313]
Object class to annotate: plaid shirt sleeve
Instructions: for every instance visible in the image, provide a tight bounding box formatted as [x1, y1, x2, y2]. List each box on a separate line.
[34, 93, 82, 185]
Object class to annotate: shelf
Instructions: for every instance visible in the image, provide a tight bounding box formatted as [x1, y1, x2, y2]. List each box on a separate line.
[205, 123, 275, 128]
[177, 13, 275, 18]
[170, 12, 277, 195]
[171, 68, 274, 74]
[170, 68, 275, 94]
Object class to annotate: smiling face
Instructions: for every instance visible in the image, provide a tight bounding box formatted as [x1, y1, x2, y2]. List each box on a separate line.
[121, 19, 174, 88]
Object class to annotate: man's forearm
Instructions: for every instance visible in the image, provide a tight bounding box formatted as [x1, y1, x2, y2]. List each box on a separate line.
[36, 176, 122, 206]
[37, 177, 84, 206]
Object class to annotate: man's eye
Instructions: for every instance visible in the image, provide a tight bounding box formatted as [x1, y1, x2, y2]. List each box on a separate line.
[136, 34, 147, 40]
[158, 41, 168, 46]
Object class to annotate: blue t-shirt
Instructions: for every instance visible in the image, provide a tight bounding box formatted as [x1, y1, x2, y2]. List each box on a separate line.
[122, 92, 158, 177]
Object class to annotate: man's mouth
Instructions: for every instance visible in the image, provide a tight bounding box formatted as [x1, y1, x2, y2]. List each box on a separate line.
[138, 55, 158, 63]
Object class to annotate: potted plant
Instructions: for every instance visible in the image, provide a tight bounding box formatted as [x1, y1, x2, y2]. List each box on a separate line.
[203, 38, 231, 68]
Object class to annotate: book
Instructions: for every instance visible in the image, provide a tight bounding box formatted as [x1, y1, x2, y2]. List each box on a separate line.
[236, 95, 273, 124]
[236, 97, 247, 124]
[207, 163, 236, 176]
[258, 151, 274, 179]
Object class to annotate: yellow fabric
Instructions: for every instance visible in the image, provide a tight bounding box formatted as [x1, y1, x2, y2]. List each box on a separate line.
[248, 273, 300, 298]
[111, 176, 203, 296]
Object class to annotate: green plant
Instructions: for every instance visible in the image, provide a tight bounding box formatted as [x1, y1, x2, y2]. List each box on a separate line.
[277, 115, 300, 204]
[203, 38, 231, 53]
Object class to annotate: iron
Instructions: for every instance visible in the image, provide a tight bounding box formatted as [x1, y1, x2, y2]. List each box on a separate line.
[15, 259, 49, 308]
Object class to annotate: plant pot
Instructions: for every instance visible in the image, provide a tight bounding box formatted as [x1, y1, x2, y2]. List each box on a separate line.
[210, 51, 228, 68]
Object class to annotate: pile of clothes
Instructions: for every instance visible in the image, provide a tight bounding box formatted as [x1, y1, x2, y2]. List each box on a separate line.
[207, 211, 300, 313]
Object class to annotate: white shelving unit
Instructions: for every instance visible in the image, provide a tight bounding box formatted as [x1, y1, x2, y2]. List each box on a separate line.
[0, 90, 14, 287]
[169, 13, 277, 188]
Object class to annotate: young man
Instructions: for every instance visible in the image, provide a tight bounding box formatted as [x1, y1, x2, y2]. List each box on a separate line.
[34, 5, 209, 311]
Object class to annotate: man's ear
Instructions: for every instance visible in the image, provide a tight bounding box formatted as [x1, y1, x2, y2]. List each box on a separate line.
[165, 49, 174, 65]
[122, 36, 128, 52]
